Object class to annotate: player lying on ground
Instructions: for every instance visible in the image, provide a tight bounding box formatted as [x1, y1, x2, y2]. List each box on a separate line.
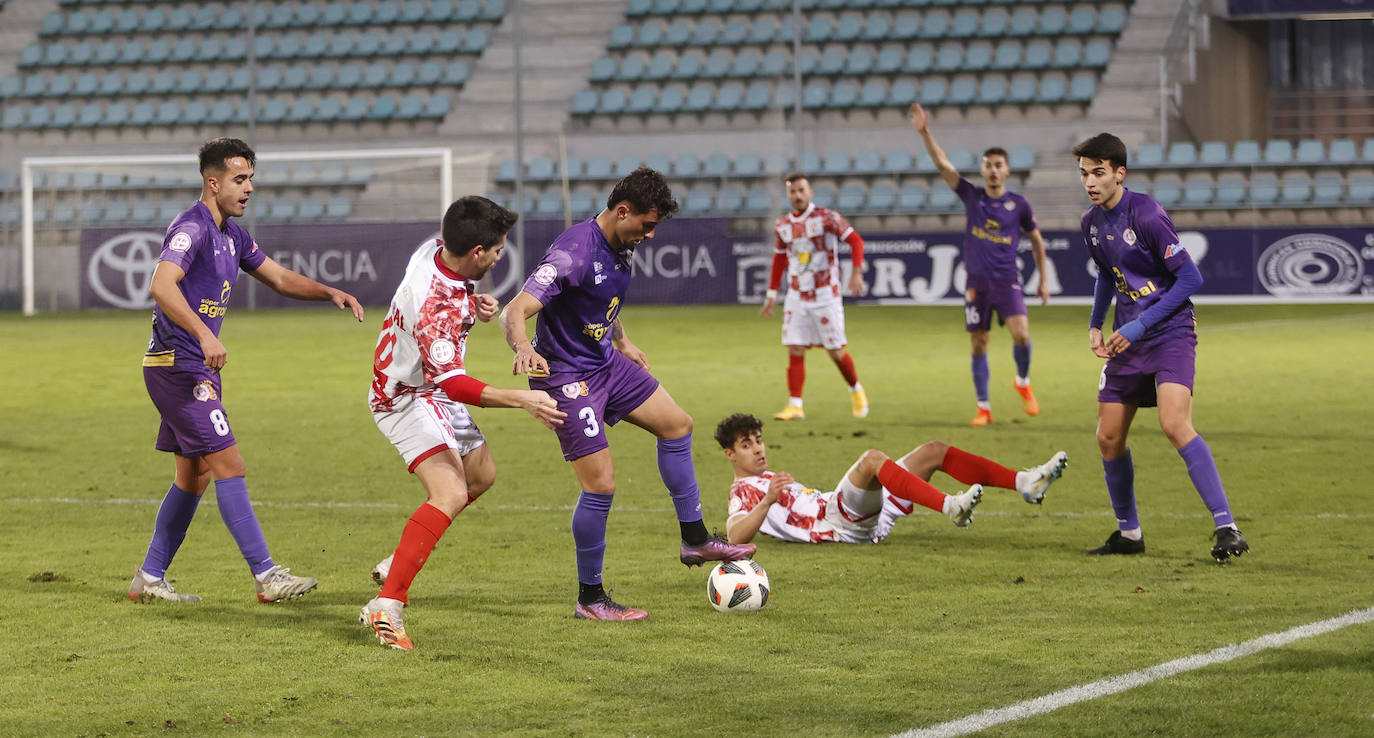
[361, 196, 565, 650]
[714, 413, 1067, 544]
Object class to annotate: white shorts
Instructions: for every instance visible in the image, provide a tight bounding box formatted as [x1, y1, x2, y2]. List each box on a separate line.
[373, 393, 485, 473]
[781, 293, 847, 350]
[823, 460, 915, 544]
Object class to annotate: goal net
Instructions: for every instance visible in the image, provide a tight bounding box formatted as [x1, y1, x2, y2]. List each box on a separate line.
[8, 147, 492, 314]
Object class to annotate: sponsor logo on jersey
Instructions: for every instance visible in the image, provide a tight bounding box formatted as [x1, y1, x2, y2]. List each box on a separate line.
[227, 237, 236, 257]
[1163, 243, 1180, 259]
[594, 273, 607, 285]
[430, 338, 457, 365]
[561, 381, 589, 399]
[533, 263, 557, 285]
[1123, 228, 1137, 245]
[169, 232, 192, 253]
[193, 381, 218, 402]
[593, 261, 603, 273]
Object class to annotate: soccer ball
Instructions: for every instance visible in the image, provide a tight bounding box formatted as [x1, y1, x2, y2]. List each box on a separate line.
[706, 558, 770, 613]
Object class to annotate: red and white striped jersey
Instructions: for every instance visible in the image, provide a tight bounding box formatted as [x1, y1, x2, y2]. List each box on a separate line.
[369, 240, 477, 413]
[773, 204, 855, 303]
[727, 471, 913, 544]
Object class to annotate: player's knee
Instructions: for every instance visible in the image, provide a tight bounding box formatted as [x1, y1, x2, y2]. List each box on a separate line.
[859, 448, 889, 472]
[467, 470, 496, 498]
[425, 486, 470, 517]
[1096, 430, 1125, 456]
[917, 440, 949, 463]
[1158, 416, 1195, 447]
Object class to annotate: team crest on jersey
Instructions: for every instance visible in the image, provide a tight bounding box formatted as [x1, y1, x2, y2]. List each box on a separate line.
[192, 381, 218, 402]
[561, 381, 589, 399]
[1123, 228, 1137, 245]
[804, 217, 824, 237]
[1004, 201, 1016, 211]
[534, 264, 557, 285]
[169, 232, 192, 252]
[430, 338, 457, 365]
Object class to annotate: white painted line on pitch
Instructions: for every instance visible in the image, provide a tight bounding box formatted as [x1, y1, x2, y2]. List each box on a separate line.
[894, 606, 1374, 738]
[1198, 312, 1374, 333]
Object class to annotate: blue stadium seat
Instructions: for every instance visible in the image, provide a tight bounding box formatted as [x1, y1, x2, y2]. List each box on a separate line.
[1006, 73, 1036, 103]
[715, 184, 746, 214]
[598, 88, 626, 115]
[1347, 174, 1374, 202]
[1264, 139, 1294, 164]
[657, 86, 686, 113]
[626, 86, 656, 114]
[1328, 138, 1357, 162]
[852, 150, 882, 174]
[834, 14, 863, 42]
[845, 47, 875, 76]
[714, 82, 745, 111]
[964, 41, 993, 71]
[1099, 4, 1127, 33]
[645, 53, 675, 80]
[918, 78, 947, 105]
[1053, 39, 1083, 69]
[981, 8, 1010, 36]
[1023, 39, 1052, 68]
[94, 40, 120, 65]
[370, 95, 400, 120]
[891, 12, 920, 40]
[75, 102, 102, 127]
[128, 101, 155, 126]
[1008, 7, 1037, 36]
[683, 83, 712, 112]
[1151, 176, 1183, 206]
[1312, 173, 1343, 203]
[884, 149, 913, 173]
[951, 9, 979, 37]
[675, 153, 702, 177]
[1038, 7, 1068, 35]
[691, 18, 721, 45]
[861, 15, 891, 41]
[607, 24, 634, 50]
[920, 10, 951, 39]
[1182, 174, 1213, 206]
[977, 76, 1007, 105]
[872, 45, 903, 74]
[702, 153, 731, 177]
[948, 77, 977, 105]
[1279, 172, 1311, 203]
[734, 153, 762, 176]
[829, 80, 858, 108]
[183, 100, 208, 125]
[890, 78, 917, 104]
[822, 150, 851, 175]
[1037, 73, 1067, 103]
[930, 184, 960, 209]
[743, 186, 773, 215]
[898, 182, 927, 210]
[1295, 139, 1325, 164]
[741, 82, 771, 111]
[857, 79, 888, 107]
[1199, 141, 1228, 166]
[1363, 138, 1374, 162]
[569, 189, 598, 217]
[729, 50, 760, 78]
[645, 153, 672, 174]
[1167, 142, 1197, 166]
[1135, 144, 1164, 167]
[104, 101, 128, 127]
[336, 64, 365, 89]
[341, 95, 370, 121]
[905, 44, 934, 74]
[1248, 174, 1280, 202]
[948, 149, 975, 171]
[583, 156, 613, 179]
[619, 55, 647, 81]
[47, 73, 73, 97]
[934, 42, 962, 72]
[683, 187, 713, 214]
[866, 184, 896, 211]
[836, 184, 866, 212]
[1231, 140, 1261, 165]
[1213, 174, 1247, 206]
[1068, 7, 1097, 34]
[1083, 39, 1112, 67]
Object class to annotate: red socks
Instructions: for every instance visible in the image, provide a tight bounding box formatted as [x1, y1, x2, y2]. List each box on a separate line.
[877, 460, 946, 513]
[834, 352, 859, 387]
[379, 502, 453, 604]
[786, 354, 805, 398]
[941, 446, 1017, 489]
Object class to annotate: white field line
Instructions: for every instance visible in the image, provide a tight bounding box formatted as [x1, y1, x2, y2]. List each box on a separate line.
[1, 497, 1370, 522]
[1196, 312, 1374, 334]
[895, 606, 1374, 738]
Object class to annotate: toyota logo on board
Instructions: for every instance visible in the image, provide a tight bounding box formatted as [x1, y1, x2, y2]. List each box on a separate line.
[86, 231, 163, 309]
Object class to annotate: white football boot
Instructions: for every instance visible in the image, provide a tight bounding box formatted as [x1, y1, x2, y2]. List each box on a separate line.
[371, 555, 393, 586]
[944, 484, 983, 527]
[254, 565, 318, 603]
[1017, 451, 1069, 504]
[129, 569, 201, 603]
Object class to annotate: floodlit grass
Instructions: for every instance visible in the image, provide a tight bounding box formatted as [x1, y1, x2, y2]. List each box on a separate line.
[2, 302, 1372, 736]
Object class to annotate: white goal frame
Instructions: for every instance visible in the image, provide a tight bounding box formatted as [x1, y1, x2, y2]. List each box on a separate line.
[20, 146, 456, 316]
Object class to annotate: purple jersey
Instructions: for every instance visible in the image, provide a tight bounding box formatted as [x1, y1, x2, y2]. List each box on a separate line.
[520, 218, 633, 375]
[143, 201, 266, 369]
[1081, 189, 1194, 341]
[956, 178, 1037, 283]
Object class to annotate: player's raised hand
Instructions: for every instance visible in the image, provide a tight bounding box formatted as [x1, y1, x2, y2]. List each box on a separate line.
[200, 334, 228, 370]
[908, 103, 930, 133]
[474, 294, 499, 322]
[328, 288, 365, 322]
[765, 472, 793, 504]
[520, 390, 566, 429]
[1088, 327, 1113, 358]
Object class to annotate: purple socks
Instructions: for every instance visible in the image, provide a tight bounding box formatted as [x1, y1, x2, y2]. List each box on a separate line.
[656, 434, 704, 524]
[1103, 450, 1139, 530]
[572, 490, 613, 585]
[214, 476, 275, 576]
[1179, 435, 1234, 527]
[140, 484, 202, 579]
[971, 354, 990, 403]
[1013, 342, 1032, 379]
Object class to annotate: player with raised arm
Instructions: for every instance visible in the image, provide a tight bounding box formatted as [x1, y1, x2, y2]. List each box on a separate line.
[910, 103, 1050, 426]
[499, 167, 755, 621]
[130, 138, 364, 604]
[759, 172, 868, 421]
[714, 413, 1067, 545]
[360, 196, 565, 650]
[1074, 133, 1248, 562]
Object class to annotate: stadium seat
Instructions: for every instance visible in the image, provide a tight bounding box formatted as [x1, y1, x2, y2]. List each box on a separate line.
[1067, 73, 1096, 102]
[1009, 146, 1034, 171]
[906, 44, 935, 74]
[1231, 140, 1261, 165]
[1135, 144, 1165, 168]
[1279, 172, 1312, 203]
[684, 187, 713, 213]
[897, 183, 927, 210]
[1007, 73, 1036, 103]
[369, 95, 399, 120]
[884, 149, 913, 174]
[1052, 39, 1082, 69]
[920, 10, 951, 39]
[1150, 176, 1183, 206]
[1182, 174, 1213, 206]
[1099, 4, 1128, 32]
[674, 153, 702, 177]
[836, 184, 866, 212]
[1023, 40, 1052, 69]
[1328, 138, 1358, 163]
[1295, 139, 1325, 164]
[1213, 174, 1247, 206]
[625, 86, 655, 114]
[645, 154, 672, 174]
[735, 153, 762, 176]
[934, 42, 962, 72]
[1347, 173, 1374, 202]
[701, 153, 731, 177]
[714, 83, 745, 111]
[851, 150, 882, 174]
[866, 184, 896, 211]
[948, 77, 977, 105]
[1199, 141, 1228, 166]
[714, 184, 746, 214]
[1312, 173, 1343, 203]
[1037, 73, 1067, 103]
[1083, 39, 1112, 68]
[1167, 142, 1197, 166]
[861, 15, 892, 42]
[743, 186, 773, 215]
[981, 8, 1010, 36]
[1264, 140, 1294, 164]
[1069, 7, 1097, 34]
[1008, 7, 1037, 36]
[891, 12, 920, 40]
[821, 150, 851, 175]
[1362, 138, 1374, 162]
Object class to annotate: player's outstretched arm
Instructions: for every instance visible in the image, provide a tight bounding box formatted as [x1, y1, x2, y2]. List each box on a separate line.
[248, 256, 364, 321]
[908, 103, 960, 190]
[149, 261, 227, 369]
[726, 472, 789, 544]
[499, 291, 550, 376]
[481, 387, 567, 429]
[611, 319, 650, 370]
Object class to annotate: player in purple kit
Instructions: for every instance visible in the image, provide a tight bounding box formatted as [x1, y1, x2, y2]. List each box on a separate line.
[910, 103, 1050, 426]
[130, 138, 365, 603]
[1074, 132, 1248, 562]
[499, 167, 756, 620]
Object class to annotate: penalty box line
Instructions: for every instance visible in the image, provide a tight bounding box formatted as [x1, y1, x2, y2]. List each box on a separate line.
[893, 605, 1374, 738]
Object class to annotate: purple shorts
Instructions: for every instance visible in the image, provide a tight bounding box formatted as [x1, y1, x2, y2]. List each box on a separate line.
[530, 350, 660, 461]
[144, 365, 236, 457]
[964, 278, 1026, 332]
[1097, 329, 1198, 408]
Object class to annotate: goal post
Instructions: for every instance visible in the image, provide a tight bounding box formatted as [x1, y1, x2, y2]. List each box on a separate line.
[18, 146, 475, 315]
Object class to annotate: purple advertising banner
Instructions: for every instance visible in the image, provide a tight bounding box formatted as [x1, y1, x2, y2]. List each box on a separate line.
[79, 220, 1374, 310]
[1228, 0, 1374, 17]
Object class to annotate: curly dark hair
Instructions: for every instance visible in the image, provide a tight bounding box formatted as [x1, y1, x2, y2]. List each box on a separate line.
[714, 413, 764, 449]
[606, 166, 679, 217]
[198, 137, 256, 174]
[441, 195, 518, 256]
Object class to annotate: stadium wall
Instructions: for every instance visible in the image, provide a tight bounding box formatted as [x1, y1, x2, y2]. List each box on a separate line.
[78, 219, 1374, 310]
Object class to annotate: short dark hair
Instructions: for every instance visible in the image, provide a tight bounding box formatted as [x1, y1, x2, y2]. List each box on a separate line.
[783, 172, 810, 186]
[441, 196, 518, 256]
[714, 413, 764, 449]
[1072, 133, 1129, 171]
[199, 137, 256, 174]
[981, 147, 1009, 162]
[606, 167, 679, 217]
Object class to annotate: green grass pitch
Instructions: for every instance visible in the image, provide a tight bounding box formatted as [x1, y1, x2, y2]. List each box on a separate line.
[1, 302, 1372, 736]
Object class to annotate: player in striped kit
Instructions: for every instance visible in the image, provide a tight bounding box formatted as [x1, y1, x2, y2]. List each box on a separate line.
[760, 172, 869, 421]
[714, 413, 1067, 545]
[361, 196, 565, 649]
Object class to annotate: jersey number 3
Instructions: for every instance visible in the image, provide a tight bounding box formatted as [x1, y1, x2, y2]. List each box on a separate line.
[579, 407, 600, 438]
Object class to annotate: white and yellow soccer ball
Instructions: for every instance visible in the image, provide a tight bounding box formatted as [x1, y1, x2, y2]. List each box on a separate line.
[706, 558, 770, 613]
